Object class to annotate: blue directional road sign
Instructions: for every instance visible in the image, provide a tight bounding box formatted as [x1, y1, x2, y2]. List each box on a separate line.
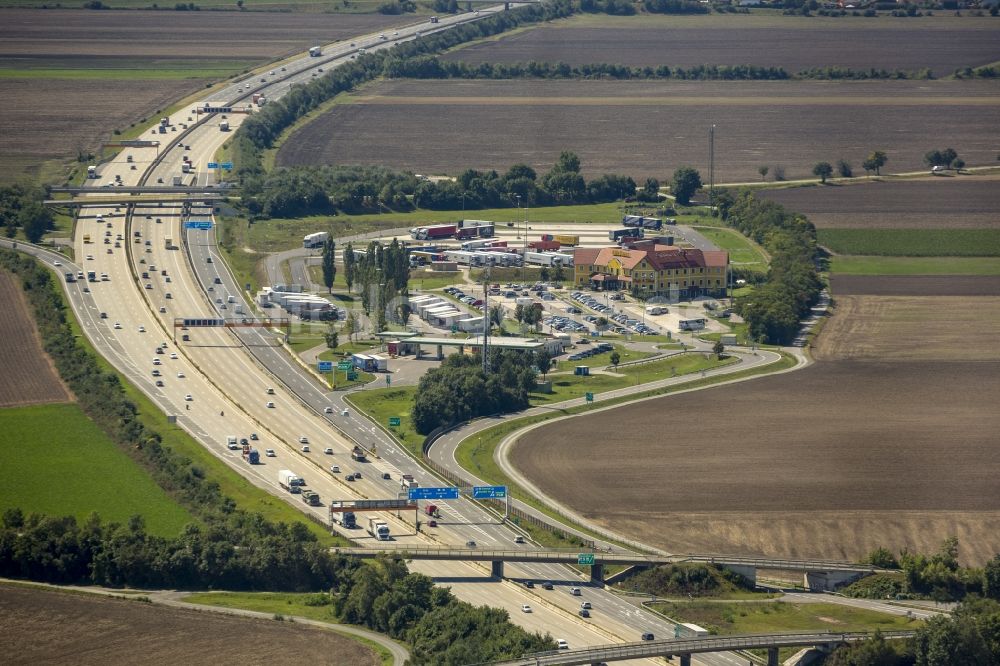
[472, 485, 507, 500]
[221, 162, 233, 170]
[317, 361, 333, 372]
[408, 487, 459, 501]
[184, 221, 213, 230]
[207, 162, 219, 169]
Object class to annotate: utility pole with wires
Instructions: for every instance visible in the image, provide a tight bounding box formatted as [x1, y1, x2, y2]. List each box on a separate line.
[481, 265, 490, 375]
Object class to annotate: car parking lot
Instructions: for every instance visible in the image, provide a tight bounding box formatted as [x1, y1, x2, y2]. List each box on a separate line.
[570, 291, 657, 336]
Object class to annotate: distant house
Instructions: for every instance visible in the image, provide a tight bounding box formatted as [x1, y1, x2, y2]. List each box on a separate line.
[573, 246, 728, 300]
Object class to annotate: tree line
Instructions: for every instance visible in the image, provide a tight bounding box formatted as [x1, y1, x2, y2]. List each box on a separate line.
[411, 350, 540, 435]
[0, 185, 54, 243]
[387, 55, 934, 82]
[715, 190, 822, 344]
[343, 239, 410, 332]
[0, 249, 555, 663]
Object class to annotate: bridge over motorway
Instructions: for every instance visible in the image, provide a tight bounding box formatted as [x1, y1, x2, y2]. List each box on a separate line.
[333, 547, 884, 590]
[49, 186, 237, 195]
[44, 193, 229, 208]
[478, 631, 916, 666]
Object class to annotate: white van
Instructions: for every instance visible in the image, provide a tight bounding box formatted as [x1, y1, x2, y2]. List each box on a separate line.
[226, 436, 238, 450]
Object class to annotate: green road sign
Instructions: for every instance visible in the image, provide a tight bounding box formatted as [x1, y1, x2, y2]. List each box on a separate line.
[451, 324, 458, 333]
[585, 392, 594, 402]
[577, 553, 595, 566]
[388, 417, 401, 427]
[386, 374, 391, 386]
[347, 371, 357, 380]
[337, 361, 352, 371]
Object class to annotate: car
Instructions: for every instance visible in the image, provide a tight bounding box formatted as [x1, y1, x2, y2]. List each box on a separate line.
[570, 587, 581, 596]
[641, 633, 654, 641]
[266, 387, 275, 394]
[113, 322, 122, 329]
[184, 394, 193, 401]
[155, 379, 164, 387]
[341, 409, 349, 417]
[301, 445, 310, 453]
[165, 293, 172, 299]
[580, 601, 592, 610]
[521, 604, 532, 613]
[250, 433, 258, 441]
[557, 640, 569, 650]
[330, 465, 340, 473]
[266, 401, 275, 408]
[382, 472, 391, 480]
[542, 581, 554, 590]
[153, 358, 162, 366]
[86, 254, 93, 261]
[524, 580, 534, 588]
[145, 283, 153, 290]
[353, 471, 361, 479]
[324, 447, 334, 455]
[427, 519, 437, 527]
[82, 286, 90, 293]
[299, 436, 308, 444]
[269, 70, 275, 75]
[169, 352, 177, 360]
[324, 406, 333, 414]
[465, 540, 476, 548]
[514, 535, 525, 544]
[345, 473, 356, 481]
[138, 325, 145, 333]
[266, 449, 276, 457]
[579, 609, 590, 618]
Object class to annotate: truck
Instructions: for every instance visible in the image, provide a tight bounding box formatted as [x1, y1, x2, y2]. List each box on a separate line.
[164, 237, 174, 250]
[252, 93, 262, 104]
[87, 165, 97, 179]
[87, 271, 97, 282]
[529, 239, 560, 251]
[242, 444, 260, 465]
[303, 231, 328, 249]
[367, 517, 390, 541]
[610, 228, 643, 242]
[351, 445, 366, 462]
[226, 435, 238, 450]
[410, 224, 456, 241]
[424, 504, 440, 518]
[172, 175, 183, 186]
[429, 15, 439, 23]
[679, 318, 707, 331]
[309, 45, 322, 57]
[554, 234, 579, 247]
[623, 215, 663, 231]
[181, 162, 192, 173]
[400, 474, 419, 489]
[278, 469, 304, 493]
[218, 120, 230, 132]
[330, 502, 357, 528]
[301, 490, 320, 506]
[82, 234, 92, 244]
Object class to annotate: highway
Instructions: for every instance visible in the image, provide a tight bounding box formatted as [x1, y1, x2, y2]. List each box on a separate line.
[50, 8, 726, 664]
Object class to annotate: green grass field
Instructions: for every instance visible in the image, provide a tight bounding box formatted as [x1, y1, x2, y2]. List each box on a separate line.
[693, 226, 769, 271]
[346, 387, 423, 458]
[830, 255, 1000, 275]
[650, 599, 921, 636]
[0, 403, 193, 536]
[181, 592, 393, 666]
[819, 228, 1000, 257]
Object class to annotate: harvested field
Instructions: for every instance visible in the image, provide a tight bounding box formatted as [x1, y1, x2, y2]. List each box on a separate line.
[511, 288, 1000, 565]
[0, 584, 378, 666]
[277, 79, 1000, 182]
[830, 274, 1000, 296]
[760, 178, 1000, 229]
[445, 15, 1000, 77]
[0, 272, 71, 407]
[0, 9, 404, 182]
[812, 295, 1000, 361]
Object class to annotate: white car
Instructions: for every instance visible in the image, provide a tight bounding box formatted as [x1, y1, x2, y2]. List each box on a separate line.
[170, 353, 177, 360]
[341, 409, 349, 417]
[152, 358, 161, 366]
[301, 445, 310, 453]
[53, 260, 62, 266]
[266, 401, 275, 409]
[521, 605, 532, 613]
[324, 447, 333, 455]
[177, 371, 185, 378]
[138, 325, 145, 333]
[159, 306, 167, 313]
[557, 639, 569, 650]
[330, 465, 340, 473]
[184, 394, 193, 401]
[299, 436, 309, 444]
[113, 322, 122, 329]
[265, 449, 276, 457]
[324, 406, 333, 414]
[86, 255, 94, 261]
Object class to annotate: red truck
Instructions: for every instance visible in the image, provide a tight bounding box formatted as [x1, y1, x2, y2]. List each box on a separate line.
[529, 240, 561, 251]
[410, 224, 456, 241]
[424, 504, 440, 517]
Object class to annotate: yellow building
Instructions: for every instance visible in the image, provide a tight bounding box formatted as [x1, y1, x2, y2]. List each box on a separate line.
[573, 245, 728, 300]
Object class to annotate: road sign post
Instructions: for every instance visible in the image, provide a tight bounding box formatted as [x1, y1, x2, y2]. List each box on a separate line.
[407, 487, 460, 501]
[388, 417, 401, 427]
[577, 553, 596, 566]
[585, 392, 594, 403]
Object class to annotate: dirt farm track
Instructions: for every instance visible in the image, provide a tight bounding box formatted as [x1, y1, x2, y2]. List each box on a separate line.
[512, 278, 1000, 565]
[0, 272, 71, 408]
[0, 584, 377, 666]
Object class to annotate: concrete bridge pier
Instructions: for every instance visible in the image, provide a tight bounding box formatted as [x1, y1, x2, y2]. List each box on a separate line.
[590, 563, 604, 585]
[491, 559, 504, 578]
[768, 646, 780, 666]
[803, 570, 864, 591]
[436, 344, 444, 360]
[679, 654, 691, 666]
[722, 564, 757, 588]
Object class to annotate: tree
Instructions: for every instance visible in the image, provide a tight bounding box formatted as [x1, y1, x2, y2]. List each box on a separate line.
[758, 165, 769, 182]
[865, 150, 888, 176]
[595, 316, 609, 330]
[324, 324, 339, 350]
[867, 546, 899, 569]
[812, 162, 833, 183]
[671, 167, 702, 206]
[343, 242, 355, 292]
[539, 266, 550, 282]
[553, 262, 565, 283]
[488, 304, 504, 333]
[712, 340, 724, 359]
[953, 158, 965, 172]
[19, 202, 53, 243]
[610, 350, 621, 367]
[535, 351, 552, 379]
[344, 312, 359, 343]
[321, 237, 336, 294]
[641, 177, 660, 201]
[924, 148, 958, 168]
[982, 555, 1000, 600]
[837, 159, 853, 178]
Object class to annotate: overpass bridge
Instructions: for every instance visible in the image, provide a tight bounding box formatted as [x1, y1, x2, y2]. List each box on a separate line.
[333, 547, 884, 590]
[44, 193, 229, 208]
[49, 186, 236, 195]
[479, 630, 916, 666]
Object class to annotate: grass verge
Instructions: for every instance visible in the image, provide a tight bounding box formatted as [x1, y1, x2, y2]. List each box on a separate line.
[0, 403, 193, 537]
[693, 226, 769, 271]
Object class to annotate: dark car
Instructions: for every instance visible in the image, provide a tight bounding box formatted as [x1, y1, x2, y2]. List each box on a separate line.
[641, 633, 654, 641]
[524, 581, 534, 589]
[542, 581, 554, 590]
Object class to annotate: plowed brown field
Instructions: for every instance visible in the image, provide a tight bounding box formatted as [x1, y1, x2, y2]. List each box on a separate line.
[760, 178, 1000, 229]
[277, 79, 1000, 182]
[511, 289, 1000, 565]
[0, 584, 377, 666]
[445, 15, 1000, 77]
[0, 272, 71, 407]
